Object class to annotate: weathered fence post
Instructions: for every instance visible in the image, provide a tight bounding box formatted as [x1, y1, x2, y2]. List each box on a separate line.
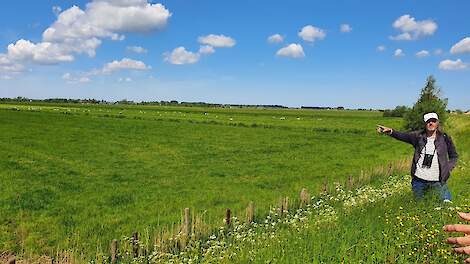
[322, 181, 328, 193]
[278, 197, 289, 215]
[179, 207, 191, 249]
[246, 201, 255, 224]
[300, 188, 310, 207]
[283, 197, 289, 214]
[183, 208, 191, 236]
[225, 208, 231, 227]
[132, 232, 139, 258]
[347, 175, 354, 189]
[111, 239, 118, 264]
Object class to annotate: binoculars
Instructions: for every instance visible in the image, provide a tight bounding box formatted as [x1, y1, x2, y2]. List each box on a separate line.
[422, 153, 434, 168]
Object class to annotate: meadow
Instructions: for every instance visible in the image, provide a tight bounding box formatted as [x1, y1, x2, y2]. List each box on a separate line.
[0, 102, 468, 263]
[151, 114, 470, 264]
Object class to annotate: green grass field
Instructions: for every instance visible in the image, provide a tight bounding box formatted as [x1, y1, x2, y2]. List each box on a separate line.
[153, 114, 470, 264]
[1, 102, 468, 263]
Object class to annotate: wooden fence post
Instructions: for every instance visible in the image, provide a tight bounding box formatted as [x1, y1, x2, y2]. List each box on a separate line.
[322, 181, 328, 193]
[347, 175, 354, 189]
[246, 201, 255, 224]
[278, 197, 289, 216]
[110, 239, 118, 264]
[132, 232, 139, 258]
[179, 207, 191, 249]
[183, 207, 191, 236]
[225, 208, 231, 227]
[300, 188, 310, 207]
[283, 197, 289, 214]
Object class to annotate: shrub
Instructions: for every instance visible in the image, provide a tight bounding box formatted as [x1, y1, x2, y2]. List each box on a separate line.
[383, 105, 410, 117]
[404, 75, 448, 131]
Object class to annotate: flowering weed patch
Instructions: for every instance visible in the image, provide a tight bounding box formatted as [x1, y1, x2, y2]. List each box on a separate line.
[135, 175, 469, 263]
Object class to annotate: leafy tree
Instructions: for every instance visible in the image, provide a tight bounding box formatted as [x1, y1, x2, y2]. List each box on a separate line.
[383, 105, 410, 117]
[404, 75, 448, 131]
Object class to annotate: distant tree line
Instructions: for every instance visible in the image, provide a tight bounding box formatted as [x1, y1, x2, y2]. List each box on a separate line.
[383, 105, 410, 117]
[301, 106, 345, 110]
[2, 89, 468, 115]
[0, 97, 107, 104]
[0, 97, 291, 109]
[137, 100, 289, 108]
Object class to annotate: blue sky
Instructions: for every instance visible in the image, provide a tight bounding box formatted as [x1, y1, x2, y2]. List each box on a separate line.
[0, 0, 469, 109]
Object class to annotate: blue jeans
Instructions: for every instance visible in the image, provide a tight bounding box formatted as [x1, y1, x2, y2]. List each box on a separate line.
[411, 177, 452, 201]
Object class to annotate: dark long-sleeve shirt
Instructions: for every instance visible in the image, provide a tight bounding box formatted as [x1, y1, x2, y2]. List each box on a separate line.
[389, 130, 458, 183]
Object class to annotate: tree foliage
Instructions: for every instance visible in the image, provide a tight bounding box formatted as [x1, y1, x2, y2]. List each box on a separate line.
[404, 75, 448, 131]
[383, 105, 410, 117]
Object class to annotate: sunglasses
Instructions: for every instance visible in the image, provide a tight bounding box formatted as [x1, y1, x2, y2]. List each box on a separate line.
[426, 119, 438, 124]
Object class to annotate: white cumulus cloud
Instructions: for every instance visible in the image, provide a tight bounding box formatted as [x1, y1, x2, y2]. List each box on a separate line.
[276, 43, 305, 58]
[102, 58, 151, 73]
[198, 45, 215, 55]
[394, 49, 405, 57]
[340, 24, 352, 33]
[450, 37, 470, 54]
[267, 34, 284, 43]
[7, 39, 75, 64]
[439, 59, 468, 71]
[298, 25, 326, 42]
[416, 50, 430, 58]
[376, 45, 386, 52]
[127, 46, 147, 53]
[0, 0, 171, 74]
[198, 34, 236, 48]
[390, 14, 437, 41]
[164, 47, 200, 65]
[165, 36, 226, 65]
[62, 72, 91, 83]
[0, 54, 25, 74]
[63, 57, 150, 82]
[43, 1, 171, 43]
[85, 1, 171, 33]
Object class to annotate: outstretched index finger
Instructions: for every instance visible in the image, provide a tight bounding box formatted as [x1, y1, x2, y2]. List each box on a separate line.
[443, 224, 470, 234]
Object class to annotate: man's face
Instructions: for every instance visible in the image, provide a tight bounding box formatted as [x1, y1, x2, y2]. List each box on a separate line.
[426, 118, 439, 132]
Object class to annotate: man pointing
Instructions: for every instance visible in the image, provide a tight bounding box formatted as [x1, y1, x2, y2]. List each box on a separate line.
[377, 112, 458, 201]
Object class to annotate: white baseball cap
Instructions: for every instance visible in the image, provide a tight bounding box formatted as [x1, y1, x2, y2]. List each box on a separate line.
[423, 112, 439, 122]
